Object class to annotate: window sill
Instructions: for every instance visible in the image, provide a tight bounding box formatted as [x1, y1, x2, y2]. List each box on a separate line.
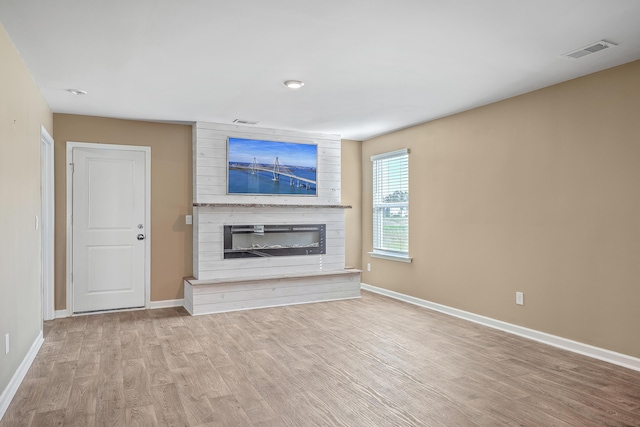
[369, 252, 412, 263]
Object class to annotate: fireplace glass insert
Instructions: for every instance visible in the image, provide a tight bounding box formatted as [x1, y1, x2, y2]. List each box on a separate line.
[224, 224, 326, 258]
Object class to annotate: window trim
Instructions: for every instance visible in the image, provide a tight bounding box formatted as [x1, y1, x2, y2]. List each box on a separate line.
[370, 148, 409, 162]
[368, 251, 413, 263]
[371, 148, 411, 263]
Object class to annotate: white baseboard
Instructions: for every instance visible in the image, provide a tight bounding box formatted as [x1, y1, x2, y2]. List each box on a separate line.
[361, 283, 640, 372]
[149, 299, 184, 309]
[53, 300, 183, 317]
[54, 310, 69, 319]
[0, 331, 44, 421]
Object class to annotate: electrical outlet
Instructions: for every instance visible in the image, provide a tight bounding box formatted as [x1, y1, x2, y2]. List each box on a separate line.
[367, 263, 371, 272]
[516, 292, 524, 306]
[5, 333, 9, 355]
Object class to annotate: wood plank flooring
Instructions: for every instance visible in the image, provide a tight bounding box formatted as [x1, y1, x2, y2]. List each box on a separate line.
[2, 291, 640, 426]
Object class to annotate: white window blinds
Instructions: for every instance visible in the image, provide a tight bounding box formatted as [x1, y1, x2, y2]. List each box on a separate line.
[371, 149, 409, 257]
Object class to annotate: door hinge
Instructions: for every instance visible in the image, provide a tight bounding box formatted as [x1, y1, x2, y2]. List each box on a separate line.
[69, 162, 74, 173]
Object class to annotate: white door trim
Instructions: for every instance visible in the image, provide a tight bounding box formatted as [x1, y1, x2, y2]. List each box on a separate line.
[66, 142, 151, 315]
[41, 126, 55, 321]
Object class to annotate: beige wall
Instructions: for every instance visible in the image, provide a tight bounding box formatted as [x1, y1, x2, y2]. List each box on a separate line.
[341, 139, 363, 269]
[0, 24, 53, 393]
[53, 114, 192, 308]
[362, 60, 640, 358]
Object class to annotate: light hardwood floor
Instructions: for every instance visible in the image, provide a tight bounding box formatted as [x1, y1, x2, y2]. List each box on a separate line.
[2, 291, 640, 426]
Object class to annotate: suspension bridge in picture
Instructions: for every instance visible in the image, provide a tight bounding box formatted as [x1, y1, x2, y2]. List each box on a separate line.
[230, 157, 316, 189]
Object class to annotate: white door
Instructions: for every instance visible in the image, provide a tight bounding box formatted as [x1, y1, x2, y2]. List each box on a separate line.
[72, 146, 148, 313]
[41, 127, 55, 321]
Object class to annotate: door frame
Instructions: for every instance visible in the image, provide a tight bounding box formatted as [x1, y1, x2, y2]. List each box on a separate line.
[66, 141, 151, 315]
[41, 126, 55, 321]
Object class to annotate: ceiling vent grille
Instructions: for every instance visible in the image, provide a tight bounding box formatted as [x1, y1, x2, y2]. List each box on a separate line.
[562, 40, 617, 59]
[233, 119, 260, 125]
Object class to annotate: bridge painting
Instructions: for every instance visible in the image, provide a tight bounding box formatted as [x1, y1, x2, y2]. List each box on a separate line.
[227, 137, 317, 195]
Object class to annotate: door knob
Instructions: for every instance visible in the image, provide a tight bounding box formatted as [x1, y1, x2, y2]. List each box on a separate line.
[137, 234, 145, 241]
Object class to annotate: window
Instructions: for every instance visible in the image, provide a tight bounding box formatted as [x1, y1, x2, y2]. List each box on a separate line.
[371, 149, 411, 262]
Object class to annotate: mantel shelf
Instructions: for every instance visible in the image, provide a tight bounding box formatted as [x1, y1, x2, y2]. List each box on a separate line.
[193, 203, 352, 209]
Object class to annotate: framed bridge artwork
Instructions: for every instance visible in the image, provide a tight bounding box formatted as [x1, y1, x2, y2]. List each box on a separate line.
[227, 137, 318, 196]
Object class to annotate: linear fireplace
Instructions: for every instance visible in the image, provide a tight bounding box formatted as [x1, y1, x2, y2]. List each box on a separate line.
[223, 224, 326, 259]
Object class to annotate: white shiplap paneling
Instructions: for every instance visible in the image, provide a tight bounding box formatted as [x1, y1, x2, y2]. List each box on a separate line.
[193, 122, 341, 205]
[183, 269, 361, 315]
[193, 205, 346, 280]
[190, 122, 352, 312]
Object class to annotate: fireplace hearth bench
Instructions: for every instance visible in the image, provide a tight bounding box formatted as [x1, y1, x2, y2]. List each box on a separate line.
[183, 269, 361, 315]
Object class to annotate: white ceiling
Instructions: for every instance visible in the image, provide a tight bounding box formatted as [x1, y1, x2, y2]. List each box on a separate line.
[2, 0, 640, 140]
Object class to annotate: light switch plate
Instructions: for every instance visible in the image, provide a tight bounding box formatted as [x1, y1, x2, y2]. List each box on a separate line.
[185, 215, 193, 225]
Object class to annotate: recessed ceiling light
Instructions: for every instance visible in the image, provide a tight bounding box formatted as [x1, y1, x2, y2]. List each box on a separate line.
[67, 89, 87, 95]
[284, 80, 304, 89]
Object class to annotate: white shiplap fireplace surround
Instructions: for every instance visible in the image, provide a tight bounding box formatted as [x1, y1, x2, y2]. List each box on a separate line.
[183, 122, 361, 315]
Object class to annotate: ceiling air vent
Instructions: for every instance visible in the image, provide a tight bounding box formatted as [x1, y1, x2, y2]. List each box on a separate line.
[562, 40, 617, 59]
[233, 119, 260, 125]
